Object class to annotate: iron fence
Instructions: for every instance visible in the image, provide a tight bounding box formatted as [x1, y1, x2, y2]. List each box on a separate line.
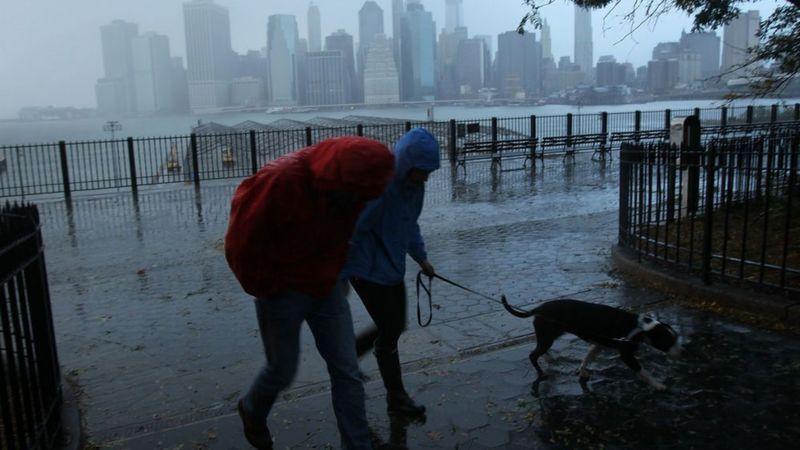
[618, 128, 800, 295]
[1, 104, 798, 199]
[0, 203, 63, 449]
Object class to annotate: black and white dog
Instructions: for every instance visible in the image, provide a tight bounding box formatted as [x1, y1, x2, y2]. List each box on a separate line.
[501, 298, 682, 390]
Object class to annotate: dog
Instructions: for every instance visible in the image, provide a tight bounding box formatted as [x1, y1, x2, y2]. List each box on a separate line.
[501, 298, 682, 391]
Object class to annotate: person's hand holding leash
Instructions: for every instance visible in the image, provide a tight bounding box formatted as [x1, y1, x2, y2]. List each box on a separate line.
[420, 260, 435, 277]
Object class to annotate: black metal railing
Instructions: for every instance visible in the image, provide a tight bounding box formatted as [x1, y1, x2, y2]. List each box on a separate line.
[0, 203, 63, 449]
[618, 127, 800, 295]
[1, 104, 798, 199]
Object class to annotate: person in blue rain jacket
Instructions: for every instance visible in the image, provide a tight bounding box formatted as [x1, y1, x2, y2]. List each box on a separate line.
[342, 127, 440, 417]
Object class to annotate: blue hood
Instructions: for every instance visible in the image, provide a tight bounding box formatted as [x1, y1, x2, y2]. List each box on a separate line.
[393, 128, 441, 181]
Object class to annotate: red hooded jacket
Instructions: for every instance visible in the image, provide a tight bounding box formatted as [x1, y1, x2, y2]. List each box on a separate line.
[224, 137, 395, 300]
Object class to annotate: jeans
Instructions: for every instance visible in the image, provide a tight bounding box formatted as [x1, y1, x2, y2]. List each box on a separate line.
[241, 282, 372, 450]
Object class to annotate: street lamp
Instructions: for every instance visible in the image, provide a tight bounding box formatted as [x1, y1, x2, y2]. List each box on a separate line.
[103, 121, 123, 188]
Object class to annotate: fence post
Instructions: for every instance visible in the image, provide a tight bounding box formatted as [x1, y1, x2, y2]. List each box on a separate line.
[126, 137, 137, 196]
[664, 109, 671, 132]
[566, 113, 573, 146]
[721, 106, 728, 129]
[491, 117, 498, 162]
[701, 143, 716, 284]
[634, 110, 641, 133]
[746, 105, 754, 124]
[694, 107, 701, 120]
[795, 103, 799, 121]
[249, 130, 258, 174]
[58, 141, 71, 200]
[405, 121, 412, 132]
[305, 127, 313, 146]
[448, 119, 457, 165]
[190, 133, 200, 188]
[618, 143, 632, 245]
[771, 104, 778, 123]
[530, 115, 537, 167]
[357, 124, 364, 137]
[600, 112, 608, 156]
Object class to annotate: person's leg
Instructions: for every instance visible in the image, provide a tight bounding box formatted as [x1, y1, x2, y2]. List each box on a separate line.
[242, 292, 311, 424]
[366, 283, 425, 416]
[351, 277, 394, 358]
[307, 282, 372, 450]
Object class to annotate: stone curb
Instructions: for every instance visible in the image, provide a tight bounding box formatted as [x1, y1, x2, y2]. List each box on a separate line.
[611, 245, 800, 325]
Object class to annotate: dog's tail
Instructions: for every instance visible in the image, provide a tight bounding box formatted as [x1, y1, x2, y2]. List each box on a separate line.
[501, 295, 539, 318]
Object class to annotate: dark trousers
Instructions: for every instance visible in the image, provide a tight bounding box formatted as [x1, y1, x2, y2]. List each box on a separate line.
[350, 278, 407, 357]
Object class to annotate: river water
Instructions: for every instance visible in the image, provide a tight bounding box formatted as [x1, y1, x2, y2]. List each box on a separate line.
[2, 98, 797, 146]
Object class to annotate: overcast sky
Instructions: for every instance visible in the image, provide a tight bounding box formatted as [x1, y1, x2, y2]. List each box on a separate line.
[0, 0, 779, 118]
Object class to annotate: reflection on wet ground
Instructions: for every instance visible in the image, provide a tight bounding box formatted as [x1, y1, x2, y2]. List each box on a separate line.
[34, 154, 800, 448]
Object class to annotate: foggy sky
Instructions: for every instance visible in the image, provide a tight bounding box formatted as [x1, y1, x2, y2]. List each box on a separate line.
[0, 0, 779, 119]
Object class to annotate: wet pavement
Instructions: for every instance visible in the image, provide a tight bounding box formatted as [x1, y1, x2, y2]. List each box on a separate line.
[35, 155, 800, 448]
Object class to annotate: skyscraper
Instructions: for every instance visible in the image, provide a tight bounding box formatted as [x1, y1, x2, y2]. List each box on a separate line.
[474, 34, 493, 86]
[401, 1, 437, 101]
[359, 1, 384, 52]
[183, 0, 233, 112]
[363, 34, 400, 104]
[541, 19, 553, 61]
[132, 33, 174, 113]
[267, 14, 299, 105]
[445, 0, 463, 33]
[721, 10, 759, 79]
[392, 0, 405, 73]
[454, 38, 486, 95]
[307, 3, 322, 52]
[96, 20, 139, 114]
[437, 26, 468, 99]
[574, 6, 594, 76]
[305, 51, 347, 105]
[326, 30, 357, 103]
[358, 1, 384, 102]
[680, 31, 721, 80]
[495, 30, 542, 98]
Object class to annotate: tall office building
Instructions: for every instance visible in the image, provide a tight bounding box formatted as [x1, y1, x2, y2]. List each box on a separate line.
[296, 38, 309, 105]
[679, 31, 721, 81]
[445, 0, 463, 33]
[595, 55, 627, 86]
[474, 34, 493, 86]
[326, 30, 357, 103]
[363, 34, 400, 104]
[171, 57, 190, 112]
[437, 26, 468, 99]
[392, 0, 405, 76]
[495, 30, 542, 98]
[541, 19, 553, 60]
[574, 6, 594, 76]
[721, 10, 760, 79]
[96, 20, 139, 114]
[401, 1, 437, 101]
[131, 33, 174, 113]
[648, 59, 679, 93]
[358, 1, 384, 102]
[305, 51, 346, 105]
[267, 14, 299, 105]
[183, 0, 233, 112]
[454, 38, 486, 95]
[307, 3, 322, 52]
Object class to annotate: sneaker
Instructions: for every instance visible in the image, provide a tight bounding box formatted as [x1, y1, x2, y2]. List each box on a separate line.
[237, 399, 273, 449]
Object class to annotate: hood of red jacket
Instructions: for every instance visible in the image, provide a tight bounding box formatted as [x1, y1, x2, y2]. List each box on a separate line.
[309, 136, 395, 199]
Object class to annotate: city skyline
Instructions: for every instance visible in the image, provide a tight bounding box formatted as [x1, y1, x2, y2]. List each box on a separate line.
[0, 0, 783, 118]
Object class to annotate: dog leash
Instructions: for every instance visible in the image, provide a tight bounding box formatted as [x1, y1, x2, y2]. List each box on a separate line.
[415, 271, 593, 327]
[416, 271, 505, 327]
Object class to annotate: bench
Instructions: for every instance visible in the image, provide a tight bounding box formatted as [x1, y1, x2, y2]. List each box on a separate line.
[539, 133, 608, 162]
[458, 138, 538, 171]
[609, 130, 669, 147]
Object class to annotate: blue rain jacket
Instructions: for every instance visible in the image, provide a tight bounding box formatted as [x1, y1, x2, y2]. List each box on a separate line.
[342, 128, 441, 285]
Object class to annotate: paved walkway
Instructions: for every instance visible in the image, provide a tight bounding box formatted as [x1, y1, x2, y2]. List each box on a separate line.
[36, 156, 800, 448]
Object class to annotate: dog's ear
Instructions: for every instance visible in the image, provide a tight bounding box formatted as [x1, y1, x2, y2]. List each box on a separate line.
[638, 313, 659, 331]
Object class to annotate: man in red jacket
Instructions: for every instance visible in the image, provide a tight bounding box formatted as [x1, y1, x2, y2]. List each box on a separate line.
[225, 137, 394, 449]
